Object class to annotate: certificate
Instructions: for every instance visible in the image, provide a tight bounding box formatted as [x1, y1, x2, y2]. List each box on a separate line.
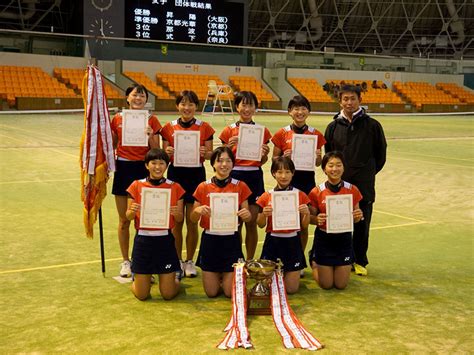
[326, 194, 353, 233]
[291, 134, 317, 171]
[235, 124, 264, 161]
[209, 193, 238, 233]
[173, 130, 200, 167]
[121, 109, 148, 147]
[271, 190, 300, 231]
[139, 187, 170, 229]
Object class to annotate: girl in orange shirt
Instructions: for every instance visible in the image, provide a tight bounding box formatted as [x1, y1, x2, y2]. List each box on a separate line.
[191, 147, 252, 297]
[111, 84, 161, 278]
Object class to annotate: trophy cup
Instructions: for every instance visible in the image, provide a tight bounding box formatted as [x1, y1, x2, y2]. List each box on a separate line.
[245, 259, 281, 315]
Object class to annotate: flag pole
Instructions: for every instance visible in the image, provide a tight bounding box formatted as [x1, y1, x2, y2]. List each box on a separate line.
[99, 207, 106, 276]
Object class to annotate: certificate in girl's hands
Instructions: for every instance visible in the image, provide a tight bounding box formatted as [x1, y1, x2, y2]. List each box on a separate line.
[209, 193, 238, 233]
[326, 194, 353, 233]
[173, 130, 200, 167]
[271, 190, 300, 231]
[291, 134, 317, 171]
[121, 109, 149, 147]
[139, 188, 171, 229]
[236, 124, 264, 161]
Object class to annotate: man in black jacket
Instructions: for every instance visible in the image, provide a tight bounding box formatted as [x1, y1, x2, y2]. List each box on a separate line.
[324, 85, 387, 276]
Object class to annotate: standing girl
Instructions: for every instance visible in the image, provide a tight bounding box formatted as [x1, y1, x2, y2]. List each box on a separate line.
[111, 84, 161, 277]
[271, 95, 326, 270]
[308, 151, 363, 290]
[256, 156, 311, 294]
[126, 148, 184, 300]
[160, 90, 215, 278]
[191, 147, 252, 297]
[219, 91, 272, 259]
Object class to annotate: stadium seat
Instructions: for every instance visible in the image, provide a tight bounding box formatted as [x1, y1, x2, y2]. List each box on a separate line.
[0, 65, 79, 107]
[123, 71, 173, 99]
[288, 78, 334, 103]
[228, 76, 278, 104]
[156, 73, 232, 101]
[54, 68, 123, 99]
[436, 83, 474, 104]
[393, 81, 464, 107]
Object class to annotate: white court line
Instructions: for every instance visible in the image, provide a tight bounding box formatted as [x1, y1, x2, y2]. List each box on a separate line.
[0, 123, 79, 145]
[373, 209, 426, 223]
[394, 151, 474, 162]
[45, 147, 79, 159]
[0, 178, 79, 185]
[371, 221, 428, 230]
[0, 219, 429, 275]
[388, 136, 473, 141]
[0, 133, 27, 143]
[390, 156, 473, 169]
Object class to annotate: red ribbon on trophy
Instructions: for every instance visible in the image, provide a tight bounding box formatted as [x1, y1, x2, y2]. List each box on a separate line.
[217, 261, 324, 351]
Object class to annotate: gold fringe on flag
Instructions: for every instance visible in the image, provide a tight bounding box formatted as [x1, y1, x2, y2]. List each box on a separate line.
[79, 66, 115, 238]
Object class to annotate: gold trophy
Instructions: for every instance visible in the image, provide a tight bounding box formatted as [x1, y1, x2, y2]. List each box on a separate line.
[245, 259, 282, 315]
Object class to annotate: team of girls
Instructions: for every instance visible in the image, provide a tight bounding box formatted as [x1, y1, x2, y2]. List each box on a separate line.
[118, 86, 364, 298]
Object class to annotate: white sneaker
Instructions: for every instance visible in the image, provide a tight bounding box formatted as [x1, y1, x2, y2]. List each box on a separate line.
[184, 260, 197, 278]
[120, 260, 132, 277]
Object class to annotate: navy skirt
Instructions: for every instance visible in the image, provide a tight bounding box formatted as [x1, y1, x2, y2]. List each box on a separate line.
[309, 228, 354, 266]
[196, 231, 244, 273]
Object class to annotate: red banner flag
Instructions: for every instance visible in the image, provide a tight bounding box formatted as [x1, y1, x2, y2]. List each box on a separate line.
[80, 65, 115, 238]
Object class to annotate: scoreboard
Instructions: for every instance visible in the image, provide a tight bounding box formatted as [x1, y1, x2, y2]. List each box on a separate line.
[124, 0, 245, 46]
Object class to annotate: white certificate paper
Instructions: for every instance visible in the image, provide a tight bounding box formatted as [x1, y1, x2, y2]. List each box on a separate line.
[173, 130, 200, 167]
[209, 193, 238, 233]
[139, 187, 170, 229]
[291, 134, 317, 171]
[271, 190, 300, 231]
[326, 194, 353, 233]
[236, 124, 264, 161]
[121, 109, 148, 147]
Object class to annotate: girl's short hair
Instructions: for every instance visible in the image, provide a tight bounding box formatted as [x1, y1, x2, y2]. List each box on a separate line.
[145, 148, 170, 165]
[321, 151, 345, 170]
[210, 146, 235, 168]
[287, 95, 311, 112]
[271, 156, 295, 175]
[234, 91, 258, 109]
[125, 84, 149, 101]
[175, 90, 200, 107]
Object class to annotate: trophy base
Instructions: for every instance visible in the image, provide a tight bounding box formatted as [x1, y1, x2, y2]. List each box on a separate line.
[247, 294, 272, 315]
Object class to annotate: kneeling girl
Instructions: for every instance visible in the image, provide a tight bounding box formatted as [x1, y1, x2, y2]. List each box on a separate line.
[256, 156, 311, 294]
[126, 148, 184, 301]
[308, 151, 363, 290]
[191, 146, 252, 297]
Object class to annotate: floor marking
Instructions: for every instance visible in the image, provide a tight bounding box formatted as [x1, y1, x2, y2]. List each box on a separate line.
[0, 145, 77, 149]
[0, 219, 429, 275]
[388, 136, 473, 142]
[390, 156, 473, 168]
[0, 178, 79, 185]
[46, 147, 79, 159]
[395, 151, 474, 162]
[371, 221, 428, 230]
[0, 123, 79, 145]
[0, 257, 123, 275]
[0, 133, 27, 143]
[373, 209, 426, 223]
